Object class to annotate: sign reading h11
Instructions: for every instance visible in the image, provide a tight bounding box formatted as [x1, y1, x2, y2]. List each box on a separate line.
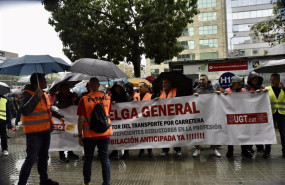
[219, 72, 235, 89]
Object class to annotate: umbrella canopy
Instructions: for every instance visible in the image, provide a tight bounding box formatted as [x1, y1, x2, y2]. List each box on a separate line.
[49, 73, 77, 92]
[145, 76, 156, 83]
[0, 82, 11, 95]
[68, 58, 128, 79]
[17, 75, 51, 84]
[128, 78, 151, 87]
[100, 78, 130, 86]
[69, 73, 108, 82]
[0, 55, 70, 76]
[254, 59, 285, 73]
[152, 72, 193, 97]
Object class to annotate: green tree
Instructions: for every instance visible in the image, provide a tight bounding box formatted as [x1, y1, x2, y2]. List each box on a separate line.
[251, 1, 285, 46]
[43, 0, 198, 77]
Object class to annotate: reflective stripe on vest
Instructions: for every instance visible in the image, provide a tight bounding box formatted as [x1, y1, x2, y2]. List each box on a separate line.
[0, 98, 7, 120]
[159, 88, 177, 99]
[266, 86, 285, 115]
[21, 90, 54, 133]
[133, 92, 152, 101]
[82, 91, 113, 138]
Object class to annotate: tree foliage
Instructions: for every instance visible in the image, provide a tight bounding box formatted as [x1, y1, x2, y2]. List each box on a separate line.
[251, 0, 285, 46]
[43, 0, 198, 77]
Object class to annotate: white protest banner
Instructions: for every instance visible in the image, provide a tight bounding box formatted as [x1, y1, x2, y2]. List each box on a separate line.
[50, 105, 82, 151]
[49, 93, 277, 151]
[108, 92, 276, 150]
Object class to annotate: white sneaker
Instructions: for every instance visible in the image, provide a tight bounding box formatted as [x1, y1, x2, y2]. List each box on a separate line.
[192, 149, 200, 157]
[176, 151, 182, 157]
[3, 150, 9, 156]
[213, 149, 221, 157]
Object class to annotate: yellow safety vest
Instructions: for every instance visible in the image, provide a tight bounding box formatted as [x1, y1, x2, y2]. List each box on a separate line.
[266, 86, 285, 115]
[0, 97, 7, 121]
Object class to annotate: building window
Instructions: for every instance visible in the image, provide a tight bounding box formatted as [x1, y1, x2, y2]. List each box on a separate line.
[177, 54, 195, 61]
[198, 12, 217, 22]
[232, 37, 251, 44]
[164, 68, 169, 72]
[151, 69, 159, 77]
[232, 9, 273, 20]
[197, 0, 217, 8]
[182, 27, 194, 36]
[200, 52, 218, 59]
[232, 24, 253, 32]
[199, 39, 218, 49]
[231, 0, 272, 7]
[180, 41, 195, 50]
[199, 25, 218, 35]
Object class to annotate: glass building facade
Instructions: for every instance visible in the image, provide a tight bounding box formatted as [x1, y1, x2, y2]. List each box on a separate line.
[226, 0, 274, 57]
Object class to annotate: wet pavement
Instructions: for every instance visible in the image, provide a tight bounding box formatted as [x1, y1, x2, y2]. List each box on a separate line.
[1, 125, 285, 185]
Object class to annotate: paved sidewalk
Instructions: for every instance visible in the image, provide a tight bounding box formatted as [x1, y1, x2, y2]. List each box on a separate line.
[0, 125, 285, 185]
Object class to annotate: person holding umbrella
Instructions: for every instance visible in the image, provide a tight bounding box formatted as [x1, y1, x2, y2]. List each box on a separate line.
[109, 82, 132, 159]
[55, 83, 80, 163]
[154, 77, 182, 157]
[134, 82, 153, 158]
[18, 73, 64, 185]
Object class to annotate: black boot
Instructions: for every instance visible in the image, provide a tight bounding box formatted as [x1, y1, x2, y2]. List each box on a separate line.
[241, 146, 253, 158]
[226, 145, 234, 158]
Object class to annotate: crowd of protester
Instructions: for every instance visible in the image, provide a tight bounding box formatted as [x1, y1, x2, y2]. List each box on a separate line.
[0, 71, 284, 185]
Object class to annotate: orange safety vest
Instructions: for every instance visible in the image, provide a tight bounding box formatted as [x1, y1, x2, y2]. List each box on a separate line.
[21, 90, 54, 134]
[133, 92, 152, 101]
[159, 88, 177, 99]
[82, 91, 113, 138]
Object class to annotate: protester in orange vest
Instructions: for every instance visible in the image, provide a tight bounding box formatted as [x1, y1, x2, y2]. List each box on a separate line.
[134, 82, 153, 158]
[77, 77, 112, 185]
[154, 77, 182, 157]
[18, 73, 64, 185]
[55, 83, 79, 163]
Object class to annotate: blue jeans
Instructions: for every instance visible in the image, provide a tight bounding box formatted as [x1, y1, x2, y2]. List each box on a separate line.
[18, 134, 50, 185]
[83, 138, 110, 185]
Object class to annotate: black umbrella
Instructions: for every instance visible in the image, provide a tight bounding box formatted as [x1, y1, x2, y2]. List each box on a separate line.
[49, 73, 77, 92]
[152, 72, 193, 97]
[254, 59, 285, 73]
[0, 82, 11, 95]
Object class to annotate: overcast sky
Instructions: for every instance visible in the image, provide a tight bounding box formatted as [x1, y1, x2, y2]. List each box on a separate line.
[0, 1, 71, 63]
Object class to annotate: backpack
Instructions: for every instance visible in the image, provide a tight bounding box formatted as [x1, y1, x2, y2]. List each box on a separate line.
[87, 95, 110, 133]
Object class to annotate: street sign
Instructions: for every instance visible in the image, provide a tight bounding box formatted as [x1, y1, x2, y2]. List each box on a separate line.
[208, 61, 248, 72]
[219, 72, 235, 89]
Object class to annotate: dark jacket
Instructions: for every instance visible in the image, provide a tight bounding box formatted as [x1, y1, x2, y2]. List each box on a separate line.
[19, 84, 64, 135]
[246, 71, 263, 91]
[194, 82, 215, 94]
[55, 91, 79, 109]
[110, 82, 132, 103]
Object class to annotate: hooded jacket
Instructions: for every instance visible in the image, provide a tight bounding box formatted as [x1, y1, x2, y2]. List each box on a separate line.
[19, 84, 64, 135]
[246, 71, 264, 91]
[110, 82, 132, 103]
